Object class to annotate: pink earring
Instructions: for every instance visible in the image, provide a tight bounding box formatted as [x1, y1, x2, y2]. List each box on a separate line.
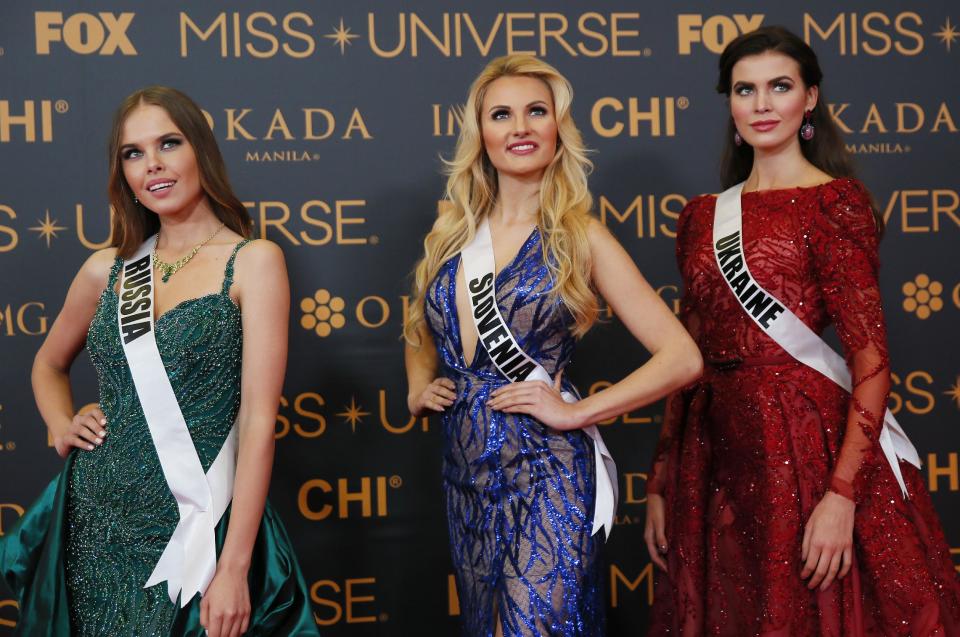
[800, 110, 815, 141]
[734, 131, 743, 146]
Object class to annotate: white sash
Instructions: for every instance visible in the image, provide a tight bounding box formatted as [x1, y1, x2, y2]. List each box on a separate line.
[712, 183, 921, 497]
[460, 218, 618, 538]
[118, 236, 238, 606]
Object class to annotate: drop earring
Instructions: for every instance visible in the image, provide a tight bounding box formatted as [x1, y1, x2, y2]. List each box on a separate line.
[800, 110, 815, 141]
[734, 131, 743, 146]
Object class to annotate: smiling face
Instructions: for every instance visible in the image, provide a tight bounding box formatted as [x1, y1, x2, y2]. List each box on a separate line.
[480, 75, 558, 181]
[729, 51, 818, 152]
[119, 103, 206, 217]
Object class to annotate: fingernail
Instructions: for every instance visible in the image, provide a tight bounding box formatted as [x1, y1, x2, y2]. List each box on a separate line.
[99, 430, 107, 437]
[87, 444, 94, 450]
[96, 438, 103, 445]
[100, 419, 107, 425]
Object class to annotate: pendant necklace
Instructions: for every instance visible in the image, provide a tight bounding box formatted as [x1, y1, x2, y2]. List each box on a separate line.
[153, 222, 225, 283]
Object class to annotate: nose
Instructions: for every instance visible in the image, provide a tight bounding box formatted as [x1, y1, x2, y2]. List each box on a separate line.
[145, 148, 164, 173]
[512, 113, 530, 136]
[754, 89, 771, 113]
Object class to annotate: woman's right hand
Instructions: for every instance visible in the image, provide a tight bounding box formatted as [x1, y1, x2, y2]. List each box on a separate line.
[644, 492, 669, 572]
[52, 406, 107, 458]
[409, 378, 457, 416]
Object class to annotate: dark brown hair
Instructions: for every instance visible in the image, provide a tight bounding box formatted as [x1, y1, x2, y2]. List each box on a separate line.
[716, 26, 882, 231]
[108, 86, 252, 258]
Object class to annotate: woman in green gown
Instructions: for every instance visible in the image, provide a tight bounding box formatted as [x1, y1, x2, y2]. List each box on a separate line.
[0, 87, 318, 636]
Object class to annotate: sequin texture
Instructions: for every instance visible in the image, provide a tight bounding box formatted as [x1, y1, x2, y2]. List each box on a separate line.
[66, 242, 248, 635]
[648, 179, 960, 635]
[424, 229, 603, 636]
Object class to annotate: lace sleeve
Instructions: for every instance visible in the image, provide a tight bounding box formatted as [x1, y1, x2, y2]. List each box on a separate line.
[647, 196, 708, 496]
[810, 180, 889, 503]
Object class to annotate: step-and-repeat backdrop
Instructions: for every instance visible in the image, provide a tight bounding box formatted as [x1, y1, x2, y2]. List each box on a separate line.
[1, 2, 957, 634]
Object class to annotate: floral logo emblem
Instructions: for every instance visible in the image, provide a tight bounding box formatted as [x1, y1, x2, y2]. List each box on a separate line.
[300, 289, 346, 337]
[902, 274, 943, 320]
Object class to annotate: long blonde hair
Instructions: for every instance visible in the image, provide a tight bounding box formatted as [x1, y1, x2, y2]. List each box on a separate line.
[404, 54, 598, 346]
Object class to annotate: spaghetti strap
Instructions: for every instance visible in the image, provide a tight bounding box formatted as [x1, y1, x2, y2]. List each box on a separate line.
[107, 257, 124, 288]
[222, 240, 252, 294]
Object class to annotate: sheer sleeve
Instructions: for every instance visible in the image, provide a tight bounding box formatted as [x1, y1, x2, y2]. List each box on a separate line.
[647, 196, 708, 496]
[809, 179, 889, 503]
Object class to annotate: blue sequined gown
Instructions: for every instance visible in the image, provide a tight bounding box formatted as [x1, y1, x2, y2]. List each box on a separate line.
[425, 229, 603, 637]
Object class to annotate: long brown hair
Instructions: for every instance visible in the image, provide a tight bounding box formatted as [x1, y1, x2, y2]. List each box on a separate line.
[716, 26, 883, 232]
[108, 86, 252, 258]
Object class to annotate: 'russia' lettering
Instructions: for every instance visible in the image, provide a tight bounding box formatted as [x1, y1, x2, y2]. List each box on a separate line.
[119, 255, 152, 343]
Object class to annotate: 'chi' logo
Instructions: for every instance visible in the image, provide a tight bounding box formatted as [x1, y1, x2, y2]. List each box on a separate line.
[902, 274, 943, 319]
[300, 289, 346, 337]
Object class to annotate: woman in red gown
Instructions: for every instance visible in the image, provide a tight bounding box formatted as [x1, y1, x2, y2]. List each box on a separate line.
[645, 26, 960, 635]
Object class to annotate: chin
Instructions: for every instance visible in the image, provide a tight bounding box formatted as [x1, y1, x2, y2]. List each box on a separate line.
[501, 160, 550, 176]
[746, 136, 795, 152]
[147, 202, 184, 217]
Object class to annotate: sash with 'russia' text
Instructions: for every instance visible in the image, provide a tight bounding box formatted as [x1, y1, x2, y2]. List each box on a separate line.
[118, 236, 238, 605]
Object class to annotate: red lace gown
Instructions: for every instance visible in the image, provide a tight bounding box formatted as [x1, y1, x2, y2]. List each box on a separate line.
[648, 178, 960, 636]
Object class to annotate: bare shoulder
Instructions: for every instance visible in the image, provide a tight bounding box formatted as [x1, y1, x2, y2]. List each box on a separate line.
[237, 238, 285, 263]
[78, 247, 119, 290]
[234, 239, 287, 281]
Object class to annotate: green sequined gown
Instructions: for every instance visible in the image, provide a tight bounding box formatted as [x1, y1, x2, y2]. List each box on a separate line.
[1, 242, 319, 636]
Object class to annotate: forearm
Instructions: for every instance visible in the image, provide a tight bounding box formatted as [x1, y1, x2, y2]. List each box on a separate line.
[572, 342, 702, 428]
[405, 336, 439, 414]
[646, 389, 687, 495]
[32, 357, 77, 437]
[218, 418, 274, 574]
[407, 374, 435, 414]
[829, 361, 891, 501]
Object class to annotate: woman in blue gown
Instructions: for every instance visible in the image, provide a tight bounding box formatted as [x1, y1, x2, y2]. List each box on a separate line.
[402, 55, 703, 636]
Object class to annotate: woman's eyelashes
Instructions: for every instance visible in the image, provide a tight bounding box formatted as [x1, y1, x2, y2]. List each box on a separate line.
[121, 137, 182, 160]
[490, 105, 549, 121]
[733, 81, 794, 96]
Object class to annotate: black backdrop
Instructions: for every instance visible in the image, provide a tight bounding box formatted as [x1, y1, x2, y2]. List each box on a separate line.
[1, 2, 958, 634]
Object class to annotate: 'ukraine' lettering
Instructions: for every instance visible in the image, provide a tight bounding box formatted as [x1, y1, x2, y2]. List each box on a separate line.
[714, 231, 785, 328]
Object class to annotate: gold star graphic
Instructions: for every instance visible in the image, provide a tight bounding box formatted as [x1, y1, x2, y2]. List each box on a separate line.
[946, 377, 960, 410]
[29, 210, 68, 247]
[324, 18, 360, 55]
[934, 17, 959, 51]
[337, 397, 370, 433]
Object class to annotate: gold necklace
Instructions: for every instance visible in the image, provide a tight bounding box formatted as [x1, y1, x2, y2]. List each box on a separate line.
[152, 223, 225, 283]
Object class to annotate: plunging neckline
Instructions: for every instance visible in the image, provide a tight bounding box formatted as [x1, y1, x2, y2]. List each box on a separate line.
[452, 225, 540, 369]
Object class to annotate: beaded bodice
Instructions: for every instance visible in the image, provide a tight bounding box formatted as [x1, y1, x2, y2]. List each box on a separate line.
[65, 240, 248, 634]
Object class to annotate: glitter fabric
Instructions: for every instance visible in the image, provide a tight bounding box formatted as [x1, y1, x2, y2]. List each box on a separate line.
[51, 240, 318, 635]
[648, 178, 960, 635]
[425, 228, 603, 636]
